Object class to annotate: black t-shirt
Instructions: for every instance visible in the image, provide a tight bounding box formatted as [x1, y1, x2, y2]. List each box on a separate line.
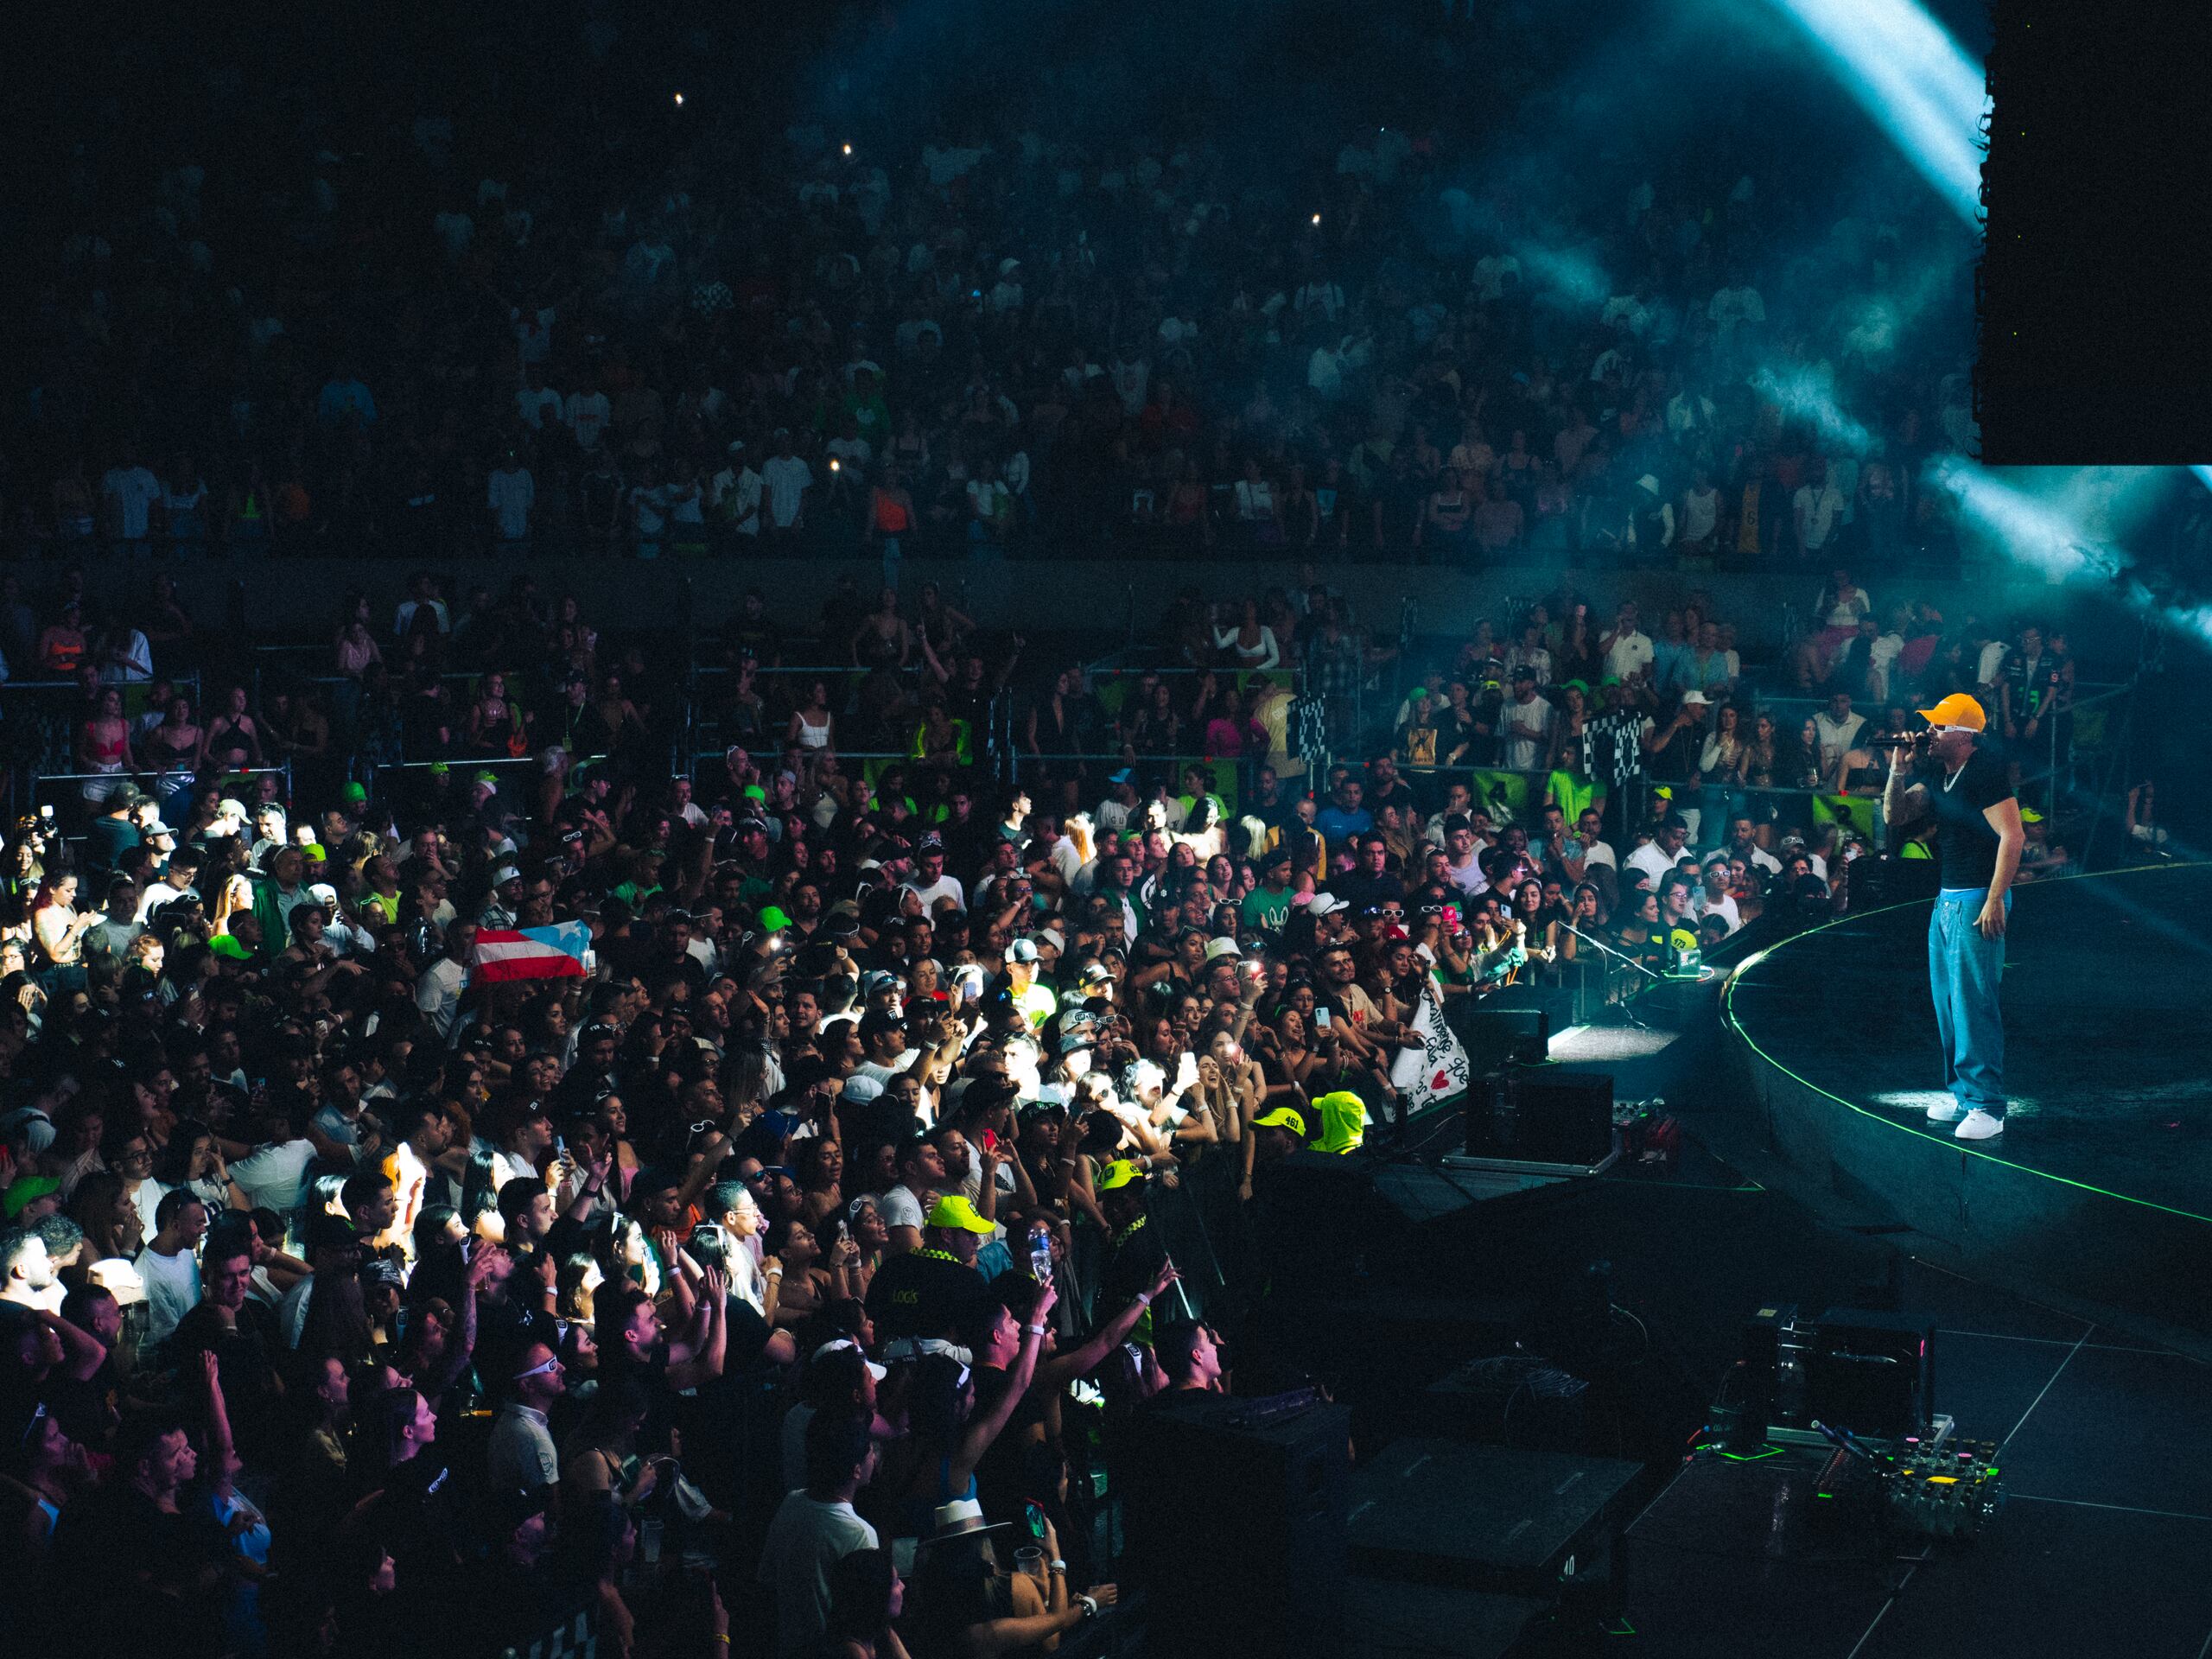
[970, 1362, 1051, 1525]
[52, 1484, 232, 1651]
[1367, 779, 1419, 818]
[1335, 871, 1408, 915]
[865, 1248, 989, 1343]
[174, 1300, 287, 1460]
[1928, 745, 2012, 890]
[1378, 475, 1425, 547]
[721, 1293, 775, 1372]
[86, 815, 140, 875]
[1245, 787, 1294, 834]
[1101, 1216, 1169, 1313]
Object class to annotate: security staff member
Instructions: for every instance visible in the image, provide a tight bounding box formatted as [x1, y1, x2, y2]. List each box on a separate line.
[864, 1194, 995, 1359]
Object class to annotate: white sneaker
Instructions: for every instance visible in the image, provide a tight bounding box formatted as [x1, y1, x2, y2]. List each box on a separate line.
[1925, 1100, 1965, 1124]
[1955, 1109, 2005, 1141]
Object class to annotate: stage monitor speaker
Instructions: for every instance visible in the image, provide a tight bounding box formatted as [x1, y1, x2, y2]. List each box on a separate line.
[1458, 1005, 1552, 1071]
[1123, 1391, 1351, 1658]
[1465, 1069, 1614, 1166]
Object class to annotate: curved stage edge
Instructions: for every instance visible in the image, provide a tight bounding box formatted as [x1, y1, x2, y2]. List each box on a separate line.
[1721, 861, 2212, 1344]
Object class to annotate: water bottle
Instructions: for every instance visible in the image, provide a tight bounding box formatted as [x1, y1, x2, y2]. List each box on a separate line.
[1028, 1222, 1054, 1288]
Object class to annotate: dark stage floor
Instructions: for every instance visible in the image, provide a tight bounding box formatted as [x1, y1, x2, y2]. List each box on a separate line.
[1726, 861, 2212, 1221]
[1620, 1255, 2212, 1659]
[1301, 916, 2212, 1657]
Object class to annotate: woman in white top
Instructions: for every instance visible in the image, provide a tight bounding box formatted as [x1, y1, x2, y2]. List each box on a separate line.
[1679, 466, 1720, 553]
[790, 679, 836, 750]
[1213, 598, 1281, 671]
[1794, 567, 1873, 689]
[1230, 458, 1280, 548]
[1697, 701, 1751, 833]
[1819, 569, 1872, 631]
[1449, 419, 1495, 483]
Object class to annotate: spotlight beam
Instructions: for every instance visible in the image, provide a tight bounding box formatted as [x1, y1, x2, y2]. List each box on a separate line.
[1756, 0, 1987, 225]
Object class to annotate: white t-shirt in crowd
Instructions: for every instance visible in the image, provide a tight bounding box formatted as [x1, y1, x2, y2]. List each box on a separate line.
[762, 456, 813, 527]
[759, 1491, 879, 1659]
[228, 1138, 318, 1214]
[902, 874, 967, 913]
[711, 465, 764, 535]
[1796, 485, 1844, 551]
[1624, 842, 1678, 891]
[1502, 695, 1554, 772]
[1733, 842, 1783, 875]
[516, 385, 563, 429]
[1681, 486, 1719, 542]
[878, 1185, 926, 1233]
[137, 1244, 201, 1345]
[853, 1052, 920, 1092]
[488, 467, 535, 539]
[102, 466, 163, 539]
[564, 391, 612, 450]
[1604, 628, 1655, 683]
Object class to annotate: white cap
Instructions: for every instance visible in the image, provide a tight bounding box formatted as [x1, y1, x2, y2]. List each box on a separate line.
[813, 1338, 888, 1382]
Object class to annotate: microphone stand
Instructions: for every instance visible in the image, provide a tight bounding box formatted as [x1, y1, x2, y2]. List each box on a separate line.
[1558, 919, 1665, 1028]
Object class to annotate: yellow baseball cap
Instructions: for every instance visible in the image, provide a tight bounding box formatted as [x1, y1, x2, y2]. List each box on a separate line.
[1096, 1159, 1147, 1192]
[1251, 1106, 1307, 1135]
[925, 1194, 995, 1235]
[1915, 692, 1986, 731]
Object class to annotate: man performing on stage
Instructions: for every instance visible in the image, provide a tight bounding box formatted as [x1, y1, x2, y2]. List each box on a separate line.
[1882, 693, 2026, 1141]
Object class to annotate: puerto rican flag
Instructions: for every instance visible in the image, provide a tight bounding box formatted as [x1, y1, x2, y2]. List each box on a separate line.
[474, 922, 592, 983]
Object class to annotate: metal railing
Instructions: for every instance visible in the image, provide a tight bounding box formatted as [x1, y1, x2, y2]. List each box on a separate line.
[28, 762, 294, 818]
[0, 507, 1988, 570]
[369, 753, 607, 789]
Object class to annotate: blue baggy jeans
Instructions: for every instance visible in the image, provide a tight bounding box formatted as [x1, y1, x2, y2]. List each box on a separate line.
[1929, 887, 2010, 1116]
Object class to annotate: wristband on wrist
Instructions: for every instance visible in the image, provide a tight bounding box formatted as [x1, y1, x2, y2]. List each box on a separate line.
[1135, 1291, 1151, 1306]
[1077, 1594, 1100, 1618]
[1027, 1323, 1046, 1336]
[1050, 1560, 1067, 1574]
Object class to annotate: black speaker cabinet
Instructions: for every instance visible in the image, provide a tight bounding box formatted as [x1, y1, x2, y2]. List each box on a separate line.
[1123, 1390, 1351, 1658]
[1803, 1308, 1935, 1440]
[1252, 1150, 1401, 1291]
[1463, 1007, 1552, 1071]
[1464, 1068, 1616, 1168]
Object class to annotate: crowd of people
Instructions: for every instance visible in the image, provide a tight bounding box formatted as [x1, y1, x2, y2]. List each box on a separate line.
[0, 4, 2158, 1654]
[10, 533, 2083, 1654]
[4, 3, 1980, 574]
